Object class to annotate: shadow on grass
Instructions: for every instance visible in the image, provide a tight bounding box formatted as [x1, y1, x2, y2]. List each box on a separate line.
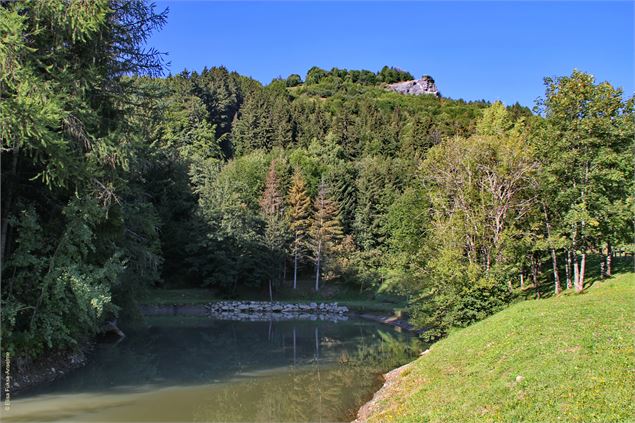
[523, 255, 633, 300]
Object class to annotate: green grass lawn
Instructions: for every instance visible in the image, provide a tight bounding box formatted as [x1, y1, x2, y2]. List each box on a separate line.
[366, 271, 635, 422]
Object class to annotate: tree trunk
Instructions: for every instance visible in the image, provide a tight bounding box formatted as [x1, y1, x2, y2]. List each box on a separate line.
[520, 272, 525, 290]
[293, 252, 298, 289]
[315, 256, 320, 292]
[573, 252, 579, 291]
[606, 243, 612, 277]
[269, 279, 273, 302]
[565, 250, 572, 290]
[551, 248, 561, 295]
[577, 253, 586, 292]
[315, 241, 321, 292]
[600, 258, 606, 279]
[282, 259, 287, 285]
[542, 203, 561, 295]
[531, 256, 540, 299]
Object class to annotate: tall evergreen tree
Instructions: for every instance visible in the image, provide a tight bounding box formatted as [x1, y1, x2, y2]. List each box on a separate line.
[287, 170, 312, 289]
[310, 180, 343, 291]
[260, 160, 288, 300]
[0, 0, 167, 358]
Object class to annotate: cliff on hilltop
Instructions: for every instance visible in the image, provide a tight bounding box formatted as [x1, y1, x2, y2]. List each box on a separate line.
[387, 75, 440, 97]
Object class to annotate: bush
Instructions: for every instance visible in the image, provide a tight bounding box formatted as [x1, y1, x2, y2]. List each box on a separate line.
[409, 277, 513, 341]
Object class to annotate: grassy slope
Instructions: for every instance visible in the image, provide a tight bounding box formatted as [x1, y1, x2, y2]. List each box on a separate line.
[367, 272, 635, 422]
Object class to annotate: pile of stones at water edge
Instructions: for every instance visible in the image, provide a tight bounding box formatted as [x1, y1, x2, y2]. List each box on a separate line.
[204, 301, 349, 322]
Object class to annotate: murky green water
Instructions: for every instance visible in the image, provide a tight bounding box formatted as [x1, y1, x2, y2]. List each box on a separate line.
[3, 316, 422, 422]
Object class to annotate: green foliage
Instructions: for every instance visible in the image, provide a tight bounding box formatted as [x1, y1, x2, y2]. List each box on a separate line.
[2, 0, 631, 367]
[377, 66, 415, 84]
[285, 73, 303, 87]
[1, 0, 167, 359]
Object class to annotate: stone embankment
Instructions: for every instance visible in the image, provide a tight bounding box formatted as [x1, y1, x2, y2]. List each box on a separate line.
[204, 301, 349, 321]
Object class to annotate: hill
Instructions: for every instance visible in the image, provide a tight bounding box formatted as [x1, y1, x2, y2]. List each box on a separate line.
[361, 272, 635, 422]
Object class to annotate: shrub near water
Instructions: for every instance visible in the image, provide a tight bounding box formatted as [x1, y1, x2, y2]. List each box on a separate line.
[367, 273, 635, 423]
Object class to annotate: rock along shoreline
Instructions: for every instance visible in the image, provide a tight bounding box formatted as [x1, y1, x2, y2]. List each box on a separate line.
[353, 348, 431, 422]
[2, 342, 93, 399]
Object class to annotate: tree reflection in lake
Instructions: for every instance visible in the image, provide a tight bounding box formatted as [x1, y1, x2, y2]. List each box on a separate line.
[9, 317, 423, 423]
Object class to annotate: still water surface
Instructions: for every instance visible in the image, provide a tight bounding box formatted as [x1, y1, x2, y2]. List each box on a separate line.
[4, 316, 422, 422]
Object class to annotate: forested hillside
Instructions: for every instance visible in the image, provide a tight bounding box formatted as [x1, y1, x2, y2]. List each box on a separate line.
[1, 0, 633, 362]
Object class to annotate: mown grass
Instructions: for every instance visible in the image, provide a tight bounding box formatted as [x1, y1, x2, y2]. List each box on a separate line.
[366, 271, 635, 423]
[140, 288, 221, 305]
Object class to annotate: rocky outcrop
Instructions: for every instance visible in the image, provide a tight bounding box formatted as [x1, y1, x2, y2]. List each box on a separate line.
[387, 75, 440, 97]
[204, 301, 349, 322]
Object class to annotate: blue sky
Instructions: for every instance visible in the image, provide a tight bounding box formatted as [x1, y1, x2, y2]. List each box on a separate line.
[149, 1, 634, 107]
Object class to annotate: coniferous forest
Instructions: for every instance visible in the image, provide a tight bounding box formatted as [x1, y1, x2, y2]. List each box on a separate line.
[1, 0, 633, 373]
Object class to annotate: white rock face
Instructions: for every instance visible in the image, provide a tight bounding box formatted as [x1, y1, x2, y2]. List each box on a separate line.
[387, 75, 439, 97]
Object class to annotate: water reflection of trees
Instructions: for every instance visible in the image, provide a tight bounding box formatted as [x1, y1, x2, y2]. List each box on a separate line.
[25, 318, 422, 422]
[191, 325, 423, 422]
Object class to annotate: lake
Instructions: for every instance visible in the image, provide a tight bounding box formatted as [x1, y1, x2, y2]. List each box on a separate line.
[2, 316, 422, 422]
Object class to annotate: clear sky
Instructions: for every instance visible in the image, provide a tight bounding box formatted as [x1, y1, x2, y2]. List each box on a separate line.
[149, 1, 634, 107]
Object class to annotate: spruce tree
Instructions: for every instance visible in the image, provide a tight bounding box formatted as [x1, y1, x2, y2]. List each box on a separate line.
[310, 180, 343, 291]
[287, 170, 311, 289]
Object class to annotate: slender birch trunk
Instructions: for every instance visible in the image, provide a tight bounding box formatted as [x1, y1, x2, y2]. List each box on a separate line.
[606, 242, 612, 277]
[532, 255, 540, 299]
[269, 279, 273, 301]
[315, 240, 321, 292]
[551, 248, 561, 295]
[542, 203, 561, 294]
[293, 252, 298, 289]
[573, 252, 580, 291]
[578, 253, 586, 292]
[565, 250, 572, 290]
[600, 256, 606, 279]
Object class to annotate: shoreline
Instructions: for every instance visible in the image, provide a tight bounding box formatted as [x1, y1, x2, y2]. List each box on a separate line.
[2, 342, 93, 399]
[352, 348, 429, 422]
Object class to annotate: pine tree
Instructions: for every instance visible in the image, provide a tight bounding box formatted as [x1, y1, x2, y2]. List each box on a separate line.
[287, 170, 311, 289]
[310, 180, 343, 291]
